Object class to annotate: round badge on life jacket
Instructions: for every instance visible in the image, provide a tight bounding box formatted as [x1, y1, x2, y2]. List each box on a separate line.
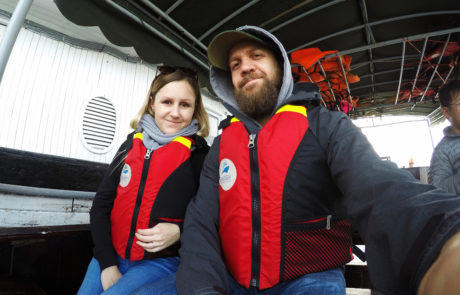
[219, 158, 237, 191]
[119, 163, 132, 187]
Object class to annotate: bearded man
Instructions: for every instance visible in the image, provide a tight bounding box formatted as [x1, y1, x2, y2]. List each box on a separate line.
[133, 26, 460, 295]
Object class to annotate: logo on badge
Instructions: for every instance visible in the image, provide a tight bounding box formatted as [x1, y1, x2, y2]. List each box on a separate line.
[219, 158, 237, 191]
[119, 164, 131, 187]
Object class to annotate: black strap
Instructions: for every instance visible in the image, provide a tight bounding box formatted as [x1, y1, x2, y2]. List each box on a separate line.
[351, 243, 366, 262]
[218, 115, 234, 130]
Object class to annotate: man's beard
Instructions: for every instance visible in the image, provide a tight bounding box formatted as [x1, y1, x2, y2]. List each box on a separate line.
[233, 71, 282, 122]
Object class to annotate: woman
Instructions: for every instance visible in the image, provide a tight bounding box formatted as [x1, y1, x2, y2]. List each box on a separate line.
[78, 65, 210, 294]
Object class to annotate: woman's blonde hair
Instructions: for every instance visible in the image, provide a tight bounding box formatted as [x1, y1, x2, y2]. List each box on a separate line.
[130, 67, 209, 137]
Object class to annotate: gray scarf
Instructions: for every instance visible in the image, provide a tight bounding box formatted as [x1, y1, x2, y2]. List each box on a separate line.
[138, 114, 199, 151]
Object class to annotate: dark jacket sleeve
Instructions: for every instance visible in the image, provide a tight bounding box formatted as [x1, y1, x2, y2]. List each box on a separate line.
[312, 106, 460, 294]
[176, 138, 229, 295]
[89, 135, 131, 271]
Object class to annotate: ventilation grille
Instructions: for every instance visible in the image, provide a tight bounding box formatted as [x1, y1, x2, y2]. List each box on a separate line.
[81, 97, 117, 153]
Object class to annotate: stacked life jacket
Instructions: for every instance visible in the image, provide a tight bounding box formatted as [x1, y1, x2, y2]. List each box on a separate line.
[290, 47, 360, 114]
[218, 104, 352, 290]
[110, 132, 196, 261]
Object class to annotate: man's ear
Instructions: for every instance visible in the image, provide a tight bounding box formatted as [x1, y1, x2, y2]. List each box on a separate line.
[442, 106, 451, 122]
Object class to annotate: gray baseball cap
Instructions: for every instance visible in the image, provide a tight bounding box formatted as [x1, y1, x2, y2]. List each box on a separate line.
[207, 30, 270, 70]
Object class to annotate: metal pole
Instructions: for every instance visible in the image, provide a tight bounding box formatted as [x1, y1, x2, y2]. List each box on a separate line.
[0, 0, 33, 84]
[103, 0, 209, 70]
[165, 0, 184, 14]
[269, 0, 345, 33]
[290, 11, 460, 53]
[298, 65, 314, 83]
[442, 58, 456, 83]
[317, 60, 340, 111]
[291, 63, 327, 107]
[337, 53, 354, 110]
[394, 41, 406, 104]
[301, 66, 328, 107]
[323, 27, 460, 58]
[419, 33, 451, 103]
[198, 0, 261, 40]
[409, 37, 428, 103]
[139, 0, 207, 51]
[426, 118, 435, 149]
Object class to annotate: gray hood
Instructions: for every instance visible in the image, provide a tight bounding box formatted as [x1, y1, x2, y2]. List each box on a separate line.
[209, 25, 294, 133]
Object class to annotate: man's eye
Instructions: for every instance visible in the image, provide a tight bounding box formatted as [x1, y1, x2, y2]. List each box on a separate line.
[230, 62, 239, 70]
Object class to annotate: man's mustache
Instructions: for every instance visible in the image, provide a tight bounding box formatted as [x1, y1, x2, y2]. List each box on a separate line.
[238, 73, 264, 89]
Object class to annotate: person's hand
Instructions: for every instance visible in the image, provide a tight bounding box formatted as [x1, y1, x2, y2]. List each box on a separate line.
[100, 265, 122, 290]
[418, 231, 460, 294]
[135, 223, 180, 252]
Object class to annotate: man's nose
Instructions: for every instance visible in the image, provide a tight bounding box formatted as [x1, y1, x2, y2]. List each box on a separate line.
[240, 59, 255, 73]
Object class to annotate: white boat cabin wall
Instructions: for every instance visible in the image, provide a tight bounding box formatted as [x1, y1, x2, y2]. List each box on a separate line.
[0, 19, 226, 164]
[0, 13, 227, 227]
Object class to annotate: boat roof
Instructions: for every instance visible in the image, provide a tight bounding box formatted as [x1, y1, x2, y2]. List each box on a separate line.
[47, 0, 460, 118]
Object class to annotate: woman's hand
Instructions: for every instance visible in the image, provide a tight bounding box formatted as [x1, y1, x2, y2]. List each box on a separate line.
[135, 223, 180, 252]
[100, 265, 122, 290]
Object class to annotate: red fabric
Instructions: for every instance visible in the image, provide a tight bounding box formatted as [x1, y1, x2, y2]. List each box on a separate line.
[218, 107, 308, 289]
[291, 47, 359, 113]
[291, 47, 338, 70]
[283, 220, 351, 280]
[111, 137, 145, 260]
[111, 137, 191, 261]
[257, 108, 308, 289]
[156, 217, 184, 222]
[219, 121, 253, 287]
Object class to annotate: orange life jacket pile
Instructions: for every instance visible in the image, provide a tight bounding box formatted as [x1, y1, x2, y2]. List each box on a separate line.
[291, 47, 360, 114]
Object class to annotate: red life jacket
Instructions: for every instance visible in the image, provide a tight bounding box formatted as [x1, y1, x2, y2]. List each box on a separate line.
[218, 105, 351, 289]
[111, 133, 193, 261]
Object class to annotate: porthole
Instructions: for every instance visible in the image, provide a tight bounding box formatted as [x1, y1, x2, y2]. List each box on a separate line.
[80, 96, 117, 154]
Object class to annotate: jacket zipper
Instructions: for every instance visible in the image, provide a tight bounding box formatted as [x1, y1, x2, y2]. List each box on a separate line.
[296, 215, 332, 228]
[248, 133, 261, 287]
[125, 148, 152, 259]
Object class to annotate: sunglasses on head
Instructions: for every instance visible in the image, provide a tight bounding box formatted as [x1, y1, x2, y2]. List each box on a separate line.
[155, 65, 198, 80]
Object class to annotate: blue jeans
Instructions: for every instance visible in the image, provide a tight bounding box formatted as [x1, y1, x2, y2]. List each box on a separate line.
[130, 267, 345, 295]
[77, 256, 180, 295]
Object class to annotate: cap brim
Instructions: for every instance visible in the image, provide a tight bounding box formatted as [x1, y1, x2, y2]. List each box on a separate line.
[207, 30, 268, 70]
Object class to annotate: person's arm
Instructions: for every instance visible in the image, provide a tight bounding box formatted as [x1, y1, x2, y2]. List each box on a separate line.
[176, 139, 229, 295]
[90, 137, 131, 271]
[429, 142, 460, 194]
[312, 107, 460, 294]
[418, 231, 460, 295]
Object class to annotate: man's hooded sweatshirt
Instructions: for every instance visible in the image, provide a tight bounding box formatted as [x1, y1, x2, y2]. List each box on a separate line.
[176, 25, 460, 295]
